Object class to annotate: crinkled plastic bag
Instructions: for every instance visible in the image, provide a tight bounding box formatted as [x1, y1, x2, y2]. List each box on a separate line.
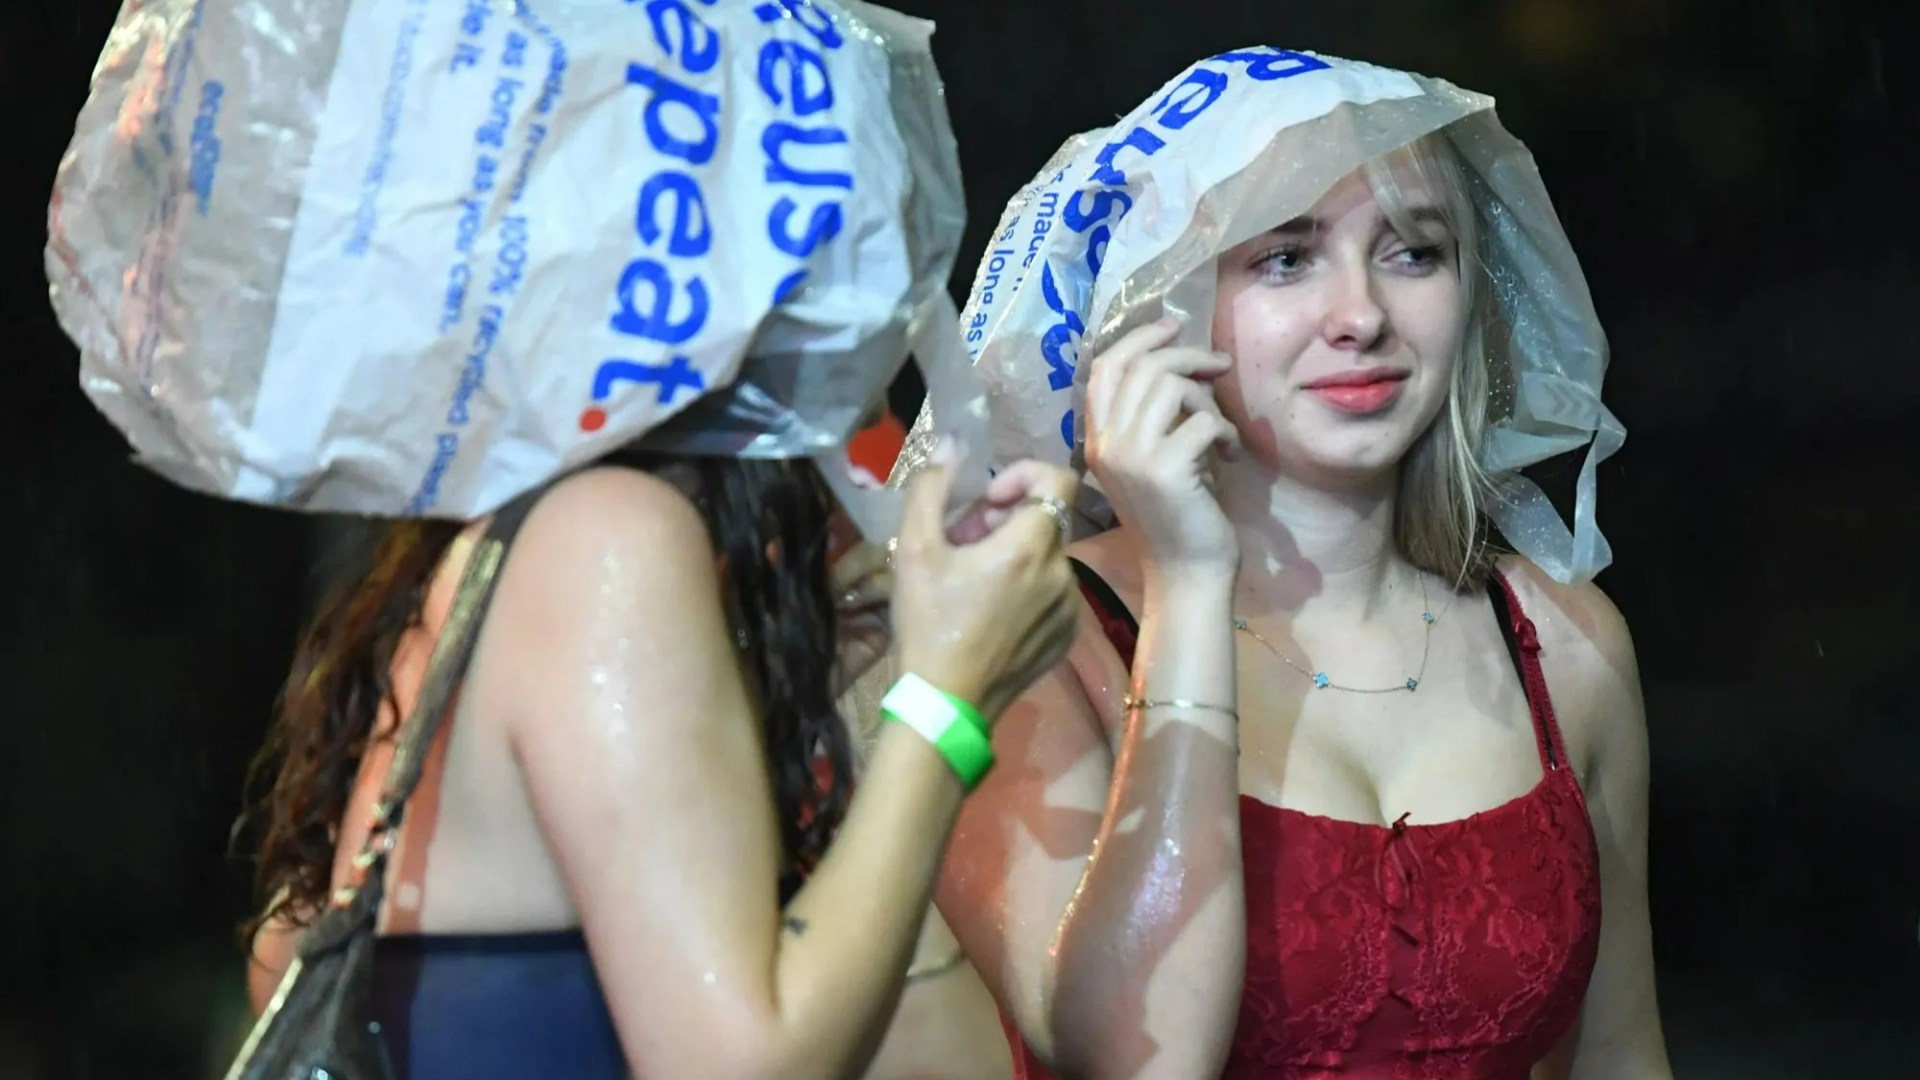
[896, 48, 1622, 583]
[47, 0, 988, 538]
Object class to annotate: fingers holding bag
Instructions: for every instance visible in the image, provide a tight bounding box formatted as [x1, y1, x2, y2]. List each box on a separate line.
[890, 461, 1080, 726]
[1082, 320, 1241, 573]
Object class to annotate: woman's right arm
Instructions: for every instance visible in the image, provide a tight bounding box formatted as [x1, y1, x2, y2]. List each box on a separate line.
[940, 321, 1249, 1080]
[491, 465, 1073, 1080]
[939, 578, 1244, 1080]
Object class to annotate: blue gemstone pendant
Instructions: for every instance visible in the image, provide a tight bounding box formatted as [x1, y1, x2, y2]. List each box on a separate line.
[1312, 672, 1331, 689]
[1406, 677, 1420, 691]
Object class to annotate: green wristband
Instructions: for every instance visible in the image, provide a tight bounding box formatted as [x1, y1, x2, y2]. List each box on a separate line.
[881, 673, 995, 790]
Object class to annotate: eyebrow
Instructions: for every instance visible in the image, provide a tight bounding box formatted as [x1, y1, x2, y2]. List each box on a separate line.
[1267, 206, 1451, 237]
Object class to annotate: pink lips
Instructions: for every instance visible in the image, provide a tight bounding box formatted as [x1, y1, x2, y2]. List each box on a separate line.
[1302, 368, 1410, 414]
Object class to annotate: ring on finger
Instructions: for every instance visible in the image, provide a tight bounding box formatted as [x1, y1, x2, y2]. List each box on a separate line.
[1021, 495, 1072, 545]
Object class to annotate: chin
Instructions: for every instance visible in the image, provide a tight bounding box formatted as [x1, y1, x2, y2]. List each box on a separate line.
[1271, 448, 1405, 491]
[1275, 424, 1423, 480]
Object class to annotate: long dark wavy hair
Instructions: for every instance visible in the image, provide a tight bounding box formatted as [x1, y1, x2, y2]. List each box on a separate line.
[239, 449, 851, 935]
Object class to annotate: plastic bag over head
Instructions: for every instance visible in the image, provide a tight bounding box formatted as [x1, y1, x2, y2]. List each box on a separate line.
[893, 48, 1622, 583]
[47, 0, 989, 540]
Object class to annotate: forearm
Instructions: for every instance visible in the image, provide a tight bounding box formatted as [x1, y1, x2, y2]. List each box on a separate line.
[1048, 566, 1246, 1079]
[762, 721, 966, 1078]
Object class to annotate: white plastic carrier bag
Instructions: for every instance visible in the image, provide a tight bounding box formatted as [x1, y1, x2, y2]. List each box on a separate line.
[48, 0, 989, 539]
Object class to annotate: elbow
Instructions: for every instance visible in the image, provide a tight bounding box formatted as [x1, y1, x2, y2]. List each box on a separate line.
[660, 1033, 787, 1080]
[716, 1049, 864, 1080]
[1040, 1043, 1235, 1080]
[1035, 1002, 1238, 1080]
[712, 1052, 791, 1080]
[1039, 949, 1244, 1080]
[650, 1016, 873, 1080]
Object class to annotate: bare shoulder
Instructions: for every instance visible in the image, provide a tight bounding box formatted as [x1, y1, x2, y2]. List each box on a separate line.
[1494, 555, 1637, 682]
[484, 466, 725, 693]
[494, 466, 717, 611]
[1494, 556, 1645, 769]
[511, 465, 711, 569]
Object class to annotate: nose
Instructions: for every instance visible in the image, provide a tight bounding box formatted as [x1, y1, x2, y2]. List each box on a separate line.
[1319, 259, 1388, 352]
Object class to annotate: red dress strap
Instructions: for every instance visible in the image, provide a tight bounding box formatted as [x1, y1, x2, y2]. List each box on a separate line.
[1490, 570, 1572, 773]
[1072, 558, 1140, 665]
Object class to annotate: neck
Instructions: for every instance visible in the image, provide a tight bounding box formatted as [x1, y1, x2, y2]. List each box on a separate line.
[1213, 457, 1413, 622]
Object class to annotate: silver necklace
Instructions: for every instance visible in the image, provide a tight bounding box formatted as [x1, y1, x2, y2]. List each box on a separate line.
[1233, 576, 1449, 695]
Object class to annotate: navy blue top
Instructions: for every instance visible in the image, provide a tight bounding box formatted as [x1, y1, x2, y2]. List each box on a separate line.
[370, 931, 627, 1079]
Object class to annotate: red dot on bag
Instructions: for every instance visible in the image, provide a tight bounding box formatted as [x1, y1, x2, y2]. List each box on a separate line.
[579, 408, 607, 432]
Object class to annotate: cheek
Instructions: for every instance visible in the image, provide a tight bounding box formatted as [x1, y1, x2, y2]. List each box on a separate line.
[1394, 278, 1467, 367]
[1215, 349, 1283, 427]
[1209, 276, 1242, 354]
[1410, 315, 1464, 421]
[1211, 283, 1311, 427]
[1212, 363, 1282, 468]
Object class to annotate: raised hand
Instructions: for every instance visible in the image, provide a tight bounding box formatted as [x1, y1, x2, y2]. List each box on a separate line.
[1083, 318, 1243, 576]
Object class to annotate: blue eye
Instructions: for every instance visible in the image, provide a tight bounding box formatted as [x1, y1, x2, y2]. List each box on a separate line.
[1252, 246, 1308, 282]
[1389, 243, 1451, 274]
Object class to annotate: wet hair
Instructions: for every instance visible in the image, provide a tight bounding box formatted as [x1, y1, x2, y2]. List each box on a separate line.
[1363, 133, 1502, 589]
[239, 449, 851, 935]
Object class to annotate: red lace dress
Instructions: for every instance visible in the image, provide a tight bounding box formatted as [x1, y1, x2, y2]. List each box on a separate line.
[1009, 568, 1602, 1080]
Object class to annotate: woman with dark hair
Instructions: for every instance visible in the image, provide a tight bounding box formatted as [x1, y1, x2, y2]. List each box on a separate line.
[240, 444, 1081, 1078]
[47, 0, 1055, 1073]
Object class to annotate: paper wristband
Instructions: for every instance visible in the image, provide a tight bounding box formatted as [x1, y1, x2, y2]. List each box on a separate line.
[881, 674, 995, 789]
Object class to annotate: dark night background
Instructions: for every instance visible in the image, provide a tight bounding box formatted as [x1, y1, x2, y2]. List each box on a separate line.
[3, 1, 1916, 1076]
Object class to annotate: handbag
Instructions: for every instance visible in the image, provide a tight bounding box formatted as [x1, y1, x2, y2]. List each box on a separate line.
[223, 490, 543, 1080]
